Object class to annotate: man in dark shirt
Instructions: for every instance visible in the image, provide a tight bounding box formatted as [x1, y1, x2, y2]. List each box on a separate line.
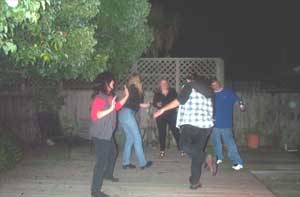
[154, 74, 215, 189]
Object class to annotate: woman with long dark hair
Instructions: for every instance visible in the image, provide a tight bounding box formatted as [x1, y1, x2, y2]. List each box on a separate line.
[89, 71, 129, 197]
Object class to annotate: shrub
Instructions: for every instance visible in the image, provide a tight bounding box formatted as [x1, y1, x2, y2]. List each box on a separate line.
[0, 132, 23, 172]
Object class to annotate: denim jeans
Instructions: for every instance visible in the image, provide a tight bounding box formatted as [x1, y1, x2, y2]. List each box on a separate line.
[180, 125, 211, 185]
[211, 128, 243, 165]
[91, 138, 116, 195]
[118, 107, 147, 167]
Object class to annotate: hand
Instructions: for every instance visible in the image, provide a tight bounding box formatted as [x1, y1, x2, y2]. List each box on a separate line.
[140, 103, 150, 108]
[239, 104, 246, 112]
[156, 102, 162, 108]
[124, 85, 129, 98]
[153, 109, 164, 118]
[110, 96, 117, 111]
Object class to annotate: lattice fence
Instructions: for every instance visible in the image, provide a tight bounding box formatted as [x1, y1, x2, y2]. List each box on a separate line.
[118, 58, 224, 91]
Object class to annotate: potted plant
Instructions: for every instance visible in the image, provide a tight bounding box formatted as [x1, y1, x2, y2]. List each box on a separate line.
[246, 129, 260, 149]
[245, 122, 263, 149]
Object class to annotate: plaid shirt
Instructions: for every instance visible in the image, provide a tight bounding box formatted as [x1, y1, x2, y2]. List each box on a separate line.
[176, 89, 214, 129]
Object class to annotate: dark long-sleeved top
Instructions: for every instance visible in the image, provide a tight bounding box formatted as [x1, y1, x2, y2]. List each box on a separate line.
[123, 85, 144, 112]
[153, 88, 178, 117]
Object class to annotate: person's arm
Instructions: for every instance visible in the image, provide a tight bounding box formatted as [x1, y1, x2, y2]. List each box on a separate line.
[154, 84, 192, 118]
[115, 85, 129, 111]
[153, 99, 180, 118]
[231, 90, 240, 105]
[231, 90, 246, 111]
[91, 97, 116, 121]
[96, 97, 116, 119]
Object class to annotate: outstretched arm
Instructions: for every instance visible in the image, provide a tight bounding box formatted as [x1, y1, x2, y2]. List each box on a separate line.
[153, 99, 180, 118]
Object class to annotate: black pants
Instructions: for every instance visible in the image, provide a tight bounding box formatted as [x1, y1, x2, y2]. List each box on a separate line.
[91, 137, 117, 195]
[180, 125, 211, 185]
[156, 113, 181, 151]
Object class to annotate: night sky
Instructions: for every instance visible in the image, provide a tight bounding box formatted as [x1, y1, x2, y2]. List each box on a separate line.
[158, 0, 300, 80]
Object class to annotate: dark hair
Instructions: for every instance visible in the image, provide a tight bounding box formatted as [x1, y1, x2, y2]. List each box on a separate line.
[188, 74, 214, 98]
[185, 73, 199, 81]
[91, 71, 115, 98]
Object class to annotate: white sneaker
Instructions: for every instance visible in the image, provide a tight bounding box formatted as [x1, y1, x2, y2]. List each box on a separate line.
[216, 159, 223, 165]
[46, 139, 55, 146]
[232, 164, 243, 171]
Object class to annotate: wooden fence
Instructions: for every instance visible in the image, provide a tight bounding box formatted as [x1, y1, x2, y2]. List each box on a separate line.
[58, 88, 300, 148]
[1, 86, 299, 148]
[0, 92, 40, 144]
[1, 58, 299, 148]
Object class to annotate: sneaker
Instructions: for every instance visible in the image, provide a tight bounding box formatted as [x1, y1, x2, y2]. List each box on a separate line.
[180, 151, 186, 157]
[232, 164, 243, 171]
[122, 164, 136, 169]
[216, 159, 223, 165]
[160, 151, 165, 158]
[46, 139, 55, 146]
[140, 161, 153, 170]
[91, 191, 110, 197]
[190, 182, 202, 190]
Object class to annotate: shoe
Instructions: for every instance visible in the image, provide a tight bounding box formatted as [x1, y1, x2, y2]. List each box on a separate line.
[160, 151, 165, 158]
[104, 176, 119, 182]
[232, 164, 243, 171]
[180, 151, 186, 157]
[216, 159, 223, 165]
[91, 191, 110, 197]
[190, 182, 202, 190]
[122, 164, 136, 169]
[140, 161, 153, 170]
[46, 139, 55, 146]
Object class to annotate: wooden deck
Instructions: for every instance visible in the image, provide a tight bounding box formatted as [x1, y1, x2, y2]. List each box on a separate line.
[0, 144, 280, 197]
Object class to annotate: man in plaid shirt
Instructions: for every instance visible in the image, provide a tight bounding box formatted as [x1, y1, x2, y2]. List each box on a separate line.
[154, 74, 215, 189]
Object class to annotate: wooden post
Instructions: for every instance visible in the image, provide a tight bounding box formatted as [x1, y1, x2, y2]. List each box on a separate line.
[175, 59, 180, 92]
[216, 58, 225, 85]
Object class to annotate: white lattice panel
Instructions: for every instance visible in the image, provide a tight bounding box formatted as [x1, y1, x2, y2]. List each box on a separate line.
[118, 58, 224, 91]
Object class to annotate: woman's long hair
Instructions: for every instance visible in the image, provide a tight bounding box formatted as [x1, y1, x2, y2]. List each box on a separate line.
[127, 74, 143, 95]
[91, 71, 115, 98]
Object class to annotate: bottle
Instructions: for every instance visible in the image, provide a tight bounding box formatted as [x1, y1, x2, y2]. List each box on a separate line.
[239, 100, 246, 112]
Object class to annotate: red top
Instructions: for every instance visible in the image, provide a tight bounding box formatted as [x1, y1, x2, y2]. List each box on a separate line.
[90, 96, 122, 121]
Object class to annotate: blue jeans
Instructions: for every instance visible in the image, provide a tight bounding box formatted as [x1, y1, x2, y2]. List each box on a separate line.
[211, 128, 243, 165]
[118, 108, 147, 167]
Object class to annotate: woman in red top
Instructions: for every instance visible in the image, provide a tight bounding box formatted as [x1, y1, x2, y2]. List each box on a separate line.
[90, 72, 129, 197]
